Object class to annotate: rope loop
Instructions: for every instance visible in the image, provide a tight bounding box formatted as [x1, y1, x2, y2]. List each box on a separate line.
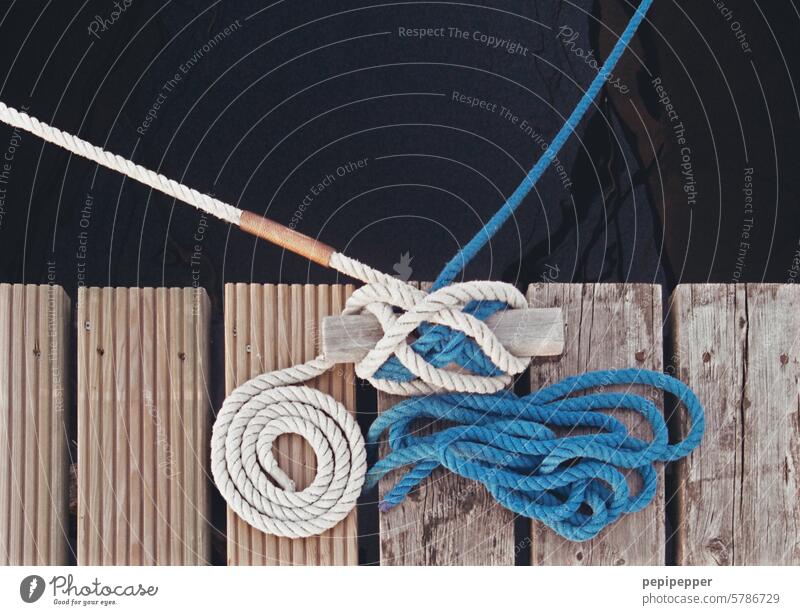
[365, 368, 705, 542]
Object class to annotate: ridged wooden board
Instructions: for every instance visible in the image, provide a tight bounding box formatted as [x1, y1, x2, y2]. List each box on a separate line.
[77, 287, 212, 564]
[378, 283, 516, 565]
[527, 283, 664, 565]
[224, 284, 358, 565]
[670, 284, 800, 564]
[0, 284, 70, 565]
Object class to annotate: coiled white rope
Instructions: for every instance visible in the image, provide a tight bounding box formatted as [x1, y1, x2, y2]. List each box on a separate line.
[0, 101, 534, 538]
[211, 358, 366, 538]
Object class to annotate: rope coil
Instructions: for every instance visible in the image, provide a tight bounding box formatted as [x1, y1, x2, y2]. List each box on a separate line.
[211, 358, 366, 538]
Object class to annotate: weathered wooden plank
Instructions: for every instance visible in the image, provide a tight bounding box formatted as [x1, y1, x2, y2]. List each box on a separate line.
[77, 287, 211, 564]
[322, 308, 564, 362]
[527, 283, 664, 565]
[224, 283, 358, 565]
[0, 283, 70, 565]
[670, 284, 800, 565]
[378, 283, 516, 565]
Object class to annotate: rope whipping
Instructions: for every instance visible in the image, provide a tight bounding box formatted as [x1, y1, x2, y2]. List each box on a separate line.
[0, 0, 703, 542]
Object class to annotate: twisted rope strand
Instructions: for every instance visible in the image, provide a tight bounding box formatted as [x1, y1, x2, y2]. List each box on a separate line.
[335, 270, 531, 395]
[433, 0, 655, 288]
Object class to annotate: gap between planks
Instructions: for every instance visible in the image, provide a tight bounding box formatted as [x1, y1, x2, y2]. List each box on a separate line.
[6, 282, 796, 566]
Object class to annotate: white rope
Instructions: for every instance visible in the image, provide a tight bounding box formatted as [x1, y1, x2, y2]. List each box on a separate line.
[0, 101, 534, 538]
[0, 101, 242, 225]
[211, 357, 367, 539]
[210, 266, 531, 537]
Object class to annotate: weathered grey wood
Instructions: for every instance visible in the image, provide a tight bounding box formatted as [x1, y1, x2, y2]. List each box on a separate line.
[670, 284, 800, 565]
[0, 284, 70, 565]
[322, 308, 564, 362]
[378, 283, 515, 565]
[527, 283, 664, 565]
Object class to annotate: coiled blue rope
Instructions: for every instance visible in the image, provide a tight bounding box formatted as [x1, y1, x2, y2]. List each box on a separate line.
[365, 0, 705, 542]
[366, 369, 704, 541]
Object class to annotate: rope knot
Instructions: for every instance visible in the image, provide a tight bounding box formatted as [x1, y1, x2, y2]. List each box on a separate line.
[211, 359, 366, 539]
[341, 280, 532, 396]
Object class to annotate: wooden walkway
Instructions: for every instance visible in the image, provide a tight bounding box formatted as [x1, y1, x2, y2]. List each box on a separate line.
[0, 282, 798, 565]
[0, 284, 70, 565]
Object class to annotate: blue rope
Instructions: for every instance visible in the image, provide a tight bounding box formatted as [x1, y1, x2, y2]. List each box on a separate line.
[365, 0, 704, 542]
[366, 369, 704, 541]
[433, 0, 655, 290]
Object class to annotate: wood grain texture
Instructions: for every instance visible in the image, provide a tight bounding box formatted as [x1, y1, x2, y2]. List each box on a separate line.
[527, 283, 664, 565]
[378, 283, 516, 565]
[0, 284, 70, 565]
[77, 287, 211, 565]
[670, 284, 800, 565]
[224, 284, 358, 565]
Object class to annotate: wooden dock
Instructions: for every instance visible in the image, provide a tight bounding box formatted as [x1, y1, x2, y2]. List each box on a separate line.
[0, 282, 798, 565]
